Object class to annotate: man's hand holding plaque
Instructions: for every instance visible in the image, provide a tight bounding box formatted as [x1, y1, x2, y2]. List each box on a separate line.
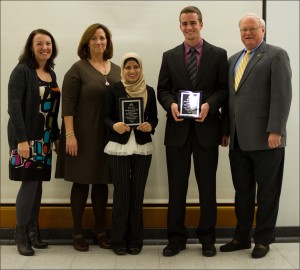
[196, 102, 210, 122]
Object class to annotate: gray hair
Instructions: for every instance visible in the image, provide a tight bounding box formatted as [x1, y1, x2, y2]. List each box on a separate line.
[239, 13, 265, 28]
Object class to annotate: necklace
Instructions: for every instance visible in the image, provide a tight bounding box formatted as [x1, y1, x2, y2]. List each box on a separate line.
[88, 59, 110, 87]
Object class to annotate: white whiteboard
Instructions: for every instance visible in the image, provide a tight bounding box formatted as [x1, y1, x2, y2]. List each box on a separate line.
[1, 1, 265, 204]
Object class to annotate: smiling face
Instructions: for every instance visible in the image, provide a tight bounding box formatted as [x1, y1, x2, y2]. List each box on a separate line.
[239, 16, 265, 50]
[88, 28, 107, 58]
[31, 33, 52, 65]
[123, 59, 141, 83]
[179, 12, 203, 46]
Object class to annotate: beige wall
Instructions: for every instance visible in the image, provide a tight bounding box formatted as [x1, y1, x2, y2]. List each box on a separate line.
[1, 1, 298, 226]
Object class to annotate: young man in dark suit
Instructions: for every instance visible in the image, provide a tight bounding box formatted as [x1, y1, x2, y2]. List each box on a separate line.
[220, 13, 292, 259]
[157, 6, 228, 257]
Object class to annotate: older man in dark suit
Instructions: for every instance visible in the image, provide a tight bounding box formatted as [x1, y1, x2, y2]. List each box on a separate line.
[220, 13, 292, 258]
[157, 6, 228, 257]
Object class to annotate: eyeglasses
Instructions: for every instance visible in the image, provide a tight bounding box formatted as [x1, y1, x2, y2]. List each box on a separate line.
[240, 26, 262, 34]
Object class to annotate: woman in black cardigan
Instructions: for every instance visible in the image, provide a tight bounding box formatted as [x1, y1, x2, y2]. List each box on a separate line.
[7, 29, 60, 256]
[104, 52, 158, 255]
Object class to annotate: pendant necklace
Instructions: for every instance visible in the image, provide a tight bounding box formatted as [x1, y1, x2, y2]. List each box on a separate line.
[89, 59, 110, 87]
[103, 74, 110, 87]
[101, 62, 110, 87]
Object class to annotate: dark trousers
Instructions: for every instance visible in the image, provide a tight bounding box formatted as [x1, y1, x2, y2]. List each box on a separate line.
[165, 128, 218, 246]
[108, 154, 152, 248]
[229, 146, 285, 245]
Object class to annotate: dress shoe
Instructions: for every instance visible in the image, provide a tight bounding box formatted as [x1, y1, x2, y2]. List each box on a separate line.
[28, 220, 48, 249]
[162, 243, 186, 257]
[72, 233, 89, 252]
[251, 244, 270, 258]
[92, 231, 111, 249]
[128, 246, 142, 255]
[113, 247, 127, 255]
[220, 239, 251, 252]
[202, 244, 217, 257]
[15, 225, 35, 256]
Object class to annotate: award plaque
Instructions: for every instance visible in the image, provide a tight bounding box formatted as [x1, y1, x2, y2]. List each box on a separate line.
[119, 97, 144, 126]
[178, 90, 202, 119]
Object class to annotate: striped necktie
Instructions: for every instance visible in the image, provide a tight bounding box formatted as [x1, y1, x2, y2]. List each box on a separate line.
[234, 50, 251, 90]
[187, 48, 197, 86]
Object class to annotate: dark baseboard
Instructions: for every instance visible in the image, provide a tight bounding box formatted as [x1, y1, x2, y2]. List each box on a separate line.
[1, 227, 299, 245]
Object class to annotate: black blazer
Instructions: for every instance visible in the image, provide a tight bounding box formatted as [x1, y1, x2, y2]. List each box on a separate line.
[104, 82, 158, 145]
[157, 40, 229, 148]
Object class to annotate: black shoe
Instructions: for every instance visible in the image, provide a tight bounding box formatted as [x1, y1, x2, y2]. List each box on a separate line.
[113, 247, 127, 255]
[92, 231, 111, 249]
[15, 225, 34, 256]
[220, 239, 251, 252]
[28, 220, 48, 249]
[251, 244, 270, 258]
[162, 243, 186, 257]
[72, 233, 89, 252]
[128, 246, 142, 255]
[202, 244, 217, 257]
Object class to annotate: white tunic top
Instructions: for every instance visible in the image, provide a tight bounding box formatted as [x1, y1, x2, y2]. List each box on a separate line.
[104, 130, 153, 156]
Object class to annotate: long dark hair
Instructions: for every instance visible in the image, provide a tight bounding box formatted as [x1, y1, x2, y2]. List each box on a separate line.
[18, 29, 58, 72]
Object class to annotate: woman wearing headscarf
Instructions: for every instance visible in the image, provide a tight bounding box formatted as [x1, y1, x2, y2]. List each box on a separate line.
[104, 52, 158, 255]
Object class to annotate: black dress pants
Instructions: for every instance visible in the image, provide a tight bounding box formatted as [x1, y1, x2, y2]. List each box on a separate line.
[165, 128, 218, 246]
[229, 146, 285, 245]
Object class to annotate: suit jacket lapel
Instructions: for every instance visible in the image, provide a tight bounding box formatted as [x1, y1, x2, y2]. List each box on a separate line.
[236, 42, 266, 92]
[194, 41, 212, 89]
[174, 44, 192, 88]
[175, 41, 216, 90]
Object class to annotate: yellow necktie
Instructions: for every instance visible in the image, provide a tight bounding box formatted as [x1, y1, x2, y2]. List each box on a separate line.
[234, 50, 251, 90]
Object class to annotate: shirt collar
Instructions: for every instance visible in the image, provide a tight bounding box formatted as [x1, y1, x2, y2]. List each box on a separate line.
[184, 39, 203, 55]
[244, 40, 264, 54]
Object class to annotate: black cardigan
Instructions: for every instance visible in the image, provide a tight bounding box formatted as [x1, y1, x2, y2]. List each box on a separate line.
[7, 63, 60, 150]
[104, 81, 158, 145]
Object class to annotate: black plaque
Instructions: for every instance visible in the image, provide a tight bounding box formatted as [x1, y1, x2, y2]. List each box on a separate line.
[119, 97, 144, 126]
[178, 90, 202, 119]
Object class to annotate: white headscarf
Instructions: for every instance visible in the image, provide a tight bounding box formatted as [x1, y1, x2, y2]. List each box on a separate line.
[121, 52, 147, 110]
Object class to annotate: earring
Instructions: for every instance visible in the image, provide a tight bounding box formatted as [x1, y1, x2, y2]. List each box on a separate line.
[31, 51, 34, 57]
